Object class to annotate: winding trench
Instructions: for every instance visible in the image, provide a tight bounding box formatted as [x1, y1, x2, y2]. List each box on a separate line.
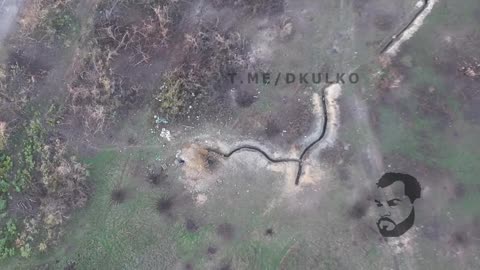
[380, 0, 429, 54]
[295, 84, 329, 185]
[206, 145, 299, 163]
[206, 84, 329, 185]
[206, 0, 430, 186]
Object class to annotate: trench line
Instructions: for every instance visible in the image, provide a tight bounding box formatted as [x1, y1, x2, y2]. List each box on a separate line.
[206, 0, 431, 186]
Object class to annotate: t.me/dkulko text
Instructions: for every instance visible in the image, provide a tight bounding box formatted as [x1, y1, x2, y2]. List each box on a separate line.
[227, 72, 360, 86]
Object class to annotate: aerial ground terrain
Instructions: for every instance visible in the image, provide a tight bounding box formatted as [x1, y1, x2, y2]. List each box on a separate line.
[0, 0, 480, 269]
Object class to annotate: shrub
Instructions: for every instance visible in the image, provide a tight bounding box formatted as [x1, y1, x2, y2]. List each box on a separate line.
[0, 219, 18, 259]
[15, 118, 43, 191]
[154, 26, 247, 118]
[0, 118, 89, 260]
[39, 138, 89, 210]
[16, 0, 78, 47]
[0, 152, 13, 212]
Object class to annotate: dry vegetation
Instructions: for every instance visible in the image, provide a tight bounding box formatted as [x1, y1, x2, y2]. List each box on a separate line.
[12, 142, 88, 256]
[0, 116, 89, 258]
[67, 48, 136, 134]
[210, 0, 285, 16]
[0, 0, 78, 139]
[17, 0, 72, 36]
[8, 136, 89, 257]
[0, 0, 261, 261]
[67, 0, 250, 127]
[67, 0, 182, 133]
[15, 0, 79, 47]
[94, 0, 181, 65]
[35, 137, 89, 244]
[155, 24, 248, 118]
[0, 0, 76, 111]
[40, 138, 89, 210]
[0, 0, 89, 257]
[0, 62, 38, 111]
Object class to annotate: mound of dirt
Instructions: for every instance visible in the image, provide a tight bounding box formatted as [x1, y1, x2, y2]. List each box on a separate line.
[178, 144, 217, 180]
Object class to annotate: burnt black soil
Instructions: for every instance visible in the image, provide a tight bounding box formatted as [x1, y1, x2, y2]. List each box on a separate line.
[185, 218, 199, 232]
[216, 223, 235, 241]
[156, 197, 174, 215]
[348, 201, 368, 219]
[148, 170, 168, 186]
[110, 188, 127, 204]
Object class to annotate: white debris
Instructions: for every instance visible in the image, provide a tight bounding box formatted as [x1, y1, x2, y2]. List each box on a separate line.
[154, 115, 168, 124]
[160, 128, 172, 141]
[195, 194, 207, 206]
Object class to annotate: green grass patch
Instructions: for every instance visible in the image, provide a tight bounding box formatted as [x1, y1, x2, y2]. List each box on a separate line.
[0, 219, 19, 260]
[378, 106, 480, 216]
[14, 118, 43, 192]
[172, 223, 214, 265]
[233, 239, 295, 270]
[45, 149, 171, 269]
[0, 153, 12, 212]
[0, 118, 43, 261]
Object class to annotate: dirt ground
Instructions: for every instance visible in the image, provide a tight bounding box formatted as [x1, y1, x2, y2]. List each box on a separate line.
[1, 0, 480, 269]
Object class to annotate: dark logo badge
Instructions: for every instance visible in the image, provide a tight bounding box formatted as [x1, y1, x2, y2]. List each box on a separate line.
[374, 172, 421, 237]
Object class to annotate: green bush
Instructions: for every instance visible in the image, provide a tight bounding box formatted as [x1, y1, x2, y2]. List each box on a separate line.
[15, 119, 42, 191]
[0, 153, 12, 212]
[48, 9, 80, 47]
[0, 219, 18, 259]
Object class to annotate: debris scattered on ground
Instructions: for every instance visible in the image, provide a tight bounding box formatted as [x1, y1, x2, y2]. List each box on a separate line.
[195, 193, 208, 206]
[154, 115, 169, 124]
[160, 128, 172, 141]
[460, 59, 480, 78]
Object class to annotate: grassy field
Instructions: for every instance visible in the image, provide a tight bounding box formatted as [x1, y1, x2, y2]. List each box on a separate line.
[1, 0, 480, 269]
